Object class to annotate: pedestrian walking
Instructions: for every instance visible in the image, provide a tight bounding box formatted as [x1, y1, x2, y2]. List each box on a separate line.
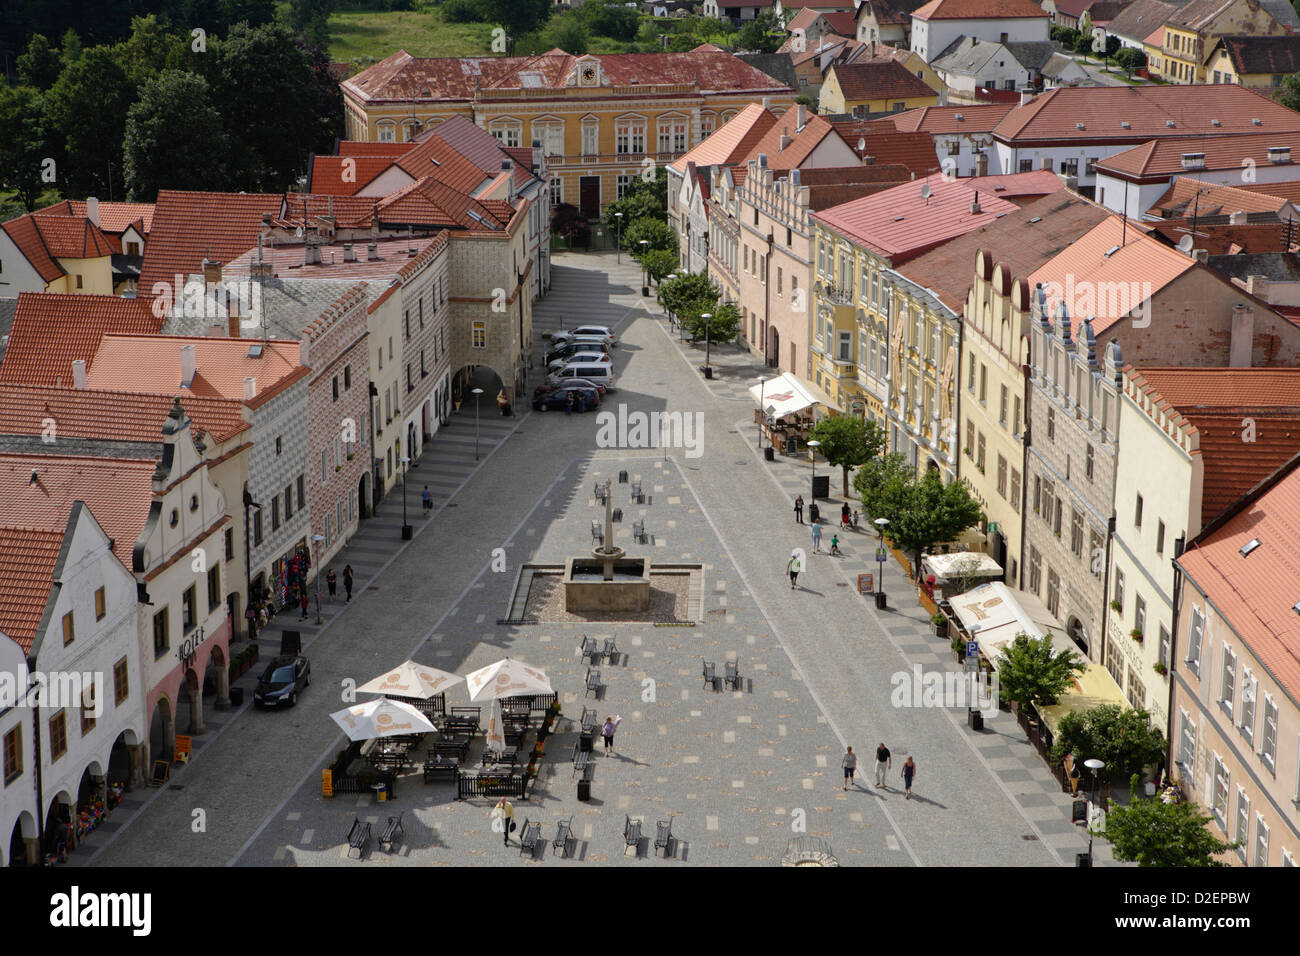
[811, 522, 822, 553]
[326, 568, 337, 600]
[841, 502, 851, 528]
[566, 391, 574, 415]
[875, 742, 891, 788]
[787, 550, 801, 589]
[602, 715, 622, 754]
[841, 746, 858, 790]
[299, 590, 310, 620]
[902, 756, 916, 799]
[343, 564, 354, 602]
[794, 495, 804, 524]
[852, 509, 860, 530]
[492, 797, 516, 846]
[422, 485, 432, 515]
[829, 534, 841, 556]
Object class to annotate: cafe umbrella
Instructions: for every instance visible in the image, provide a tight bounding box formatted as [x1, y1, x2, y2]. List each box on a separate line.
[356, 660, 464, 699]
[329, 698, 437, 741]
[485, 697, 506, 755]
[464, 657, 553, 703]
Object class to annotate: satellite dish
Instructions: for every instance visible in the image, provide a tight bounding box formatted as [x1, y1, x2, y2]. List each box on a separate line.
[920, 184, 932, 200]
[857, 137, 866, 151]
[1177, 235, 1194, 254]
[295, 226, 304, 238]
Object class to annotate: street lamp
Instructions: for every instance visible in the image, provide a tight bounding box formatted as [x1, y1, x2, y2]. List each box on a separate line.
[1082, 758, 1106, 867]
[758, 377, 767, 448]
[701, 312, 713, 379]
[399, 455, 412, 540]
[665, 274, 677, 330]
[310, 534, 325, 623]
[639, 239, 650, 295]
[472, 387, 484, 460]
[242, 488, 262, 639]
[874, 517, 889, 610]
[614, 212, 623, 264]
[807, 438, 820, 499]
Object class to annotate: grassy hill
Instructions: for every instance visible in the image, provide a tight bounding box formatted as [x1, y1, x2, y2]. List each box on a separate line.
[329, 7, 495, 67]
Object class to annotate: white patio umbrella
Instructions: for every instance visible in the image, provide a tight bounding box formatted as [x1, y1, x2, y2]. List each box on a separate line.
[464, 657, 553, 703]
[356, 660, 464, 698]
[329, 697, 437, 742]
[485, 697, 506, 755]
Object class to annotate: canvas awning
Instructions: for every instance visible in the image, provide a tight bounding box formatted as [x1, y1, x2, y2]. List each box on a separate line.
[948, 581, 1067, 665]
[1038, 662, 1130, 738]
[749, 372, 837, 420]
[923, 551, 1003, 585]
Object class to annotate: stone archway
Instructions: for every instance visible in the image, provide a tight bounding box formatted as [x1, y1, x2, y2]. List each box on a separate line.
[452, 365, 509, 418]
[181, 667, 205, 735]
[149, 695, 175, 763]
[1067, 615, 1088, 655]
[108, 728, 144, 790]
[8, 811, 37, 866]
[209, 644, 230, 710]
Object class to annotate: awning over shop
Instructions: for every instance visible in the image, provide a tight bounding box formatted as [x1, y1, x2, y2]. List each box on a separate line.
[948, 581, 1067, 665]
[749, 372, 837, 420]
[923, 551, 1003, 585]
[1038, 662, 1130, 738]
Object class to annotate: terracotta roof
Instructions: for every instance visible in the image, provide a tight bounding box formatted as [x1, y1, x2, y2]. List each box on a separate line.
[812, 171, 1025, 263]
[393, 136, 492, 195]
[745, 110, 845, 170]
[225, 234, 449, 284]
[671, 103, 777, 173]
[334, 140, 412, 158]
[0, 383, 249, 445]
[787, 8, 824, 32]
[913, 0, 1047, 19]
[1210, 35, 1300, 76]
[902, 190, 1109, 311]
[1150, 178, 1294, 220]
[277, 193, 382, 230]
[1166, 0, 1243, 29]
[0, 526, 65, 652]
[1149, 220, 1292, 255]
[886, 103, 1015, 133]
[0, 293, 161, 387]
[827, 118, 941, 174]
[1, 214, 63, 283]
[1242, 180, 1300, 205]
[779, 0, 854, 8]
[0, 454, 156, 571]
[1106, 0, 1176, 41]
[1028, 215, 1195, 334]
[375, 176, 511, 230]
[85, 334, 307, 409]
[1096, 130, 1300, 179]
[994, 85, 1300, 145]
[824, 10, 859, 33]
[33, 200, 156, 235]
[138, 190, 284, 292]
[828, 60, 936, 101]
[309, 155, 397, 196]
[1175, 454, 1300, 704]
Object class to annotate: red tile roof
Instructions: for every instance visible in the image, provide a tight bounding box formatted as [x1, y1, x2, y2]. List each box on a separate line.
[393, 136, 492, 195]
[1150, 178, 1295, 220]
[334, 141, 412, 158]
[994, 85, 1300, 146]
[138, 190, 284, 292]
[29, 215, 114, 259]
[1097, 130, 1300, 179]
[827, 118, 940, 174]
[824, 11, 859, 33]
[914, 0, 1047, 19]
[745, 110, 846, 170]
[0, 526, 65, 652]
[1, 214, 62, 283]
[671, 103, 777, 174]
[0, 454, 157, 571]
[309, 155, 398, 196]
[812, 171, 1025, 263]
[888, 103, 1015, 134]
[0, 293, 161, 387]
[1149, 220, 1292, 255]
[828, 60, 937, 102]
[225, 234, 448, 284]
[865, 0, 932, 25]
[0, 384, 249, 445]
[1242, 180, 1300, 205]
[1175, 453, 1300, 702]
[33, 200, 156, 235]
[1210, 35, 1300, 77]
[1103, 0, 1175, 40]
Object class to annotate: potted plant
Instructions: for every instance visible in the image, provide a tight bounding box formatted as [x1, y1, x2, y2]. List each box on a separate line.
[1153, 661, 1168, 676]
[1110, 599, 1122, 612]
[931, 612, 948, 637]
[347, 452, 355, 461]
[952, 635, 966, 662]
[1130, 628, 1143, 643]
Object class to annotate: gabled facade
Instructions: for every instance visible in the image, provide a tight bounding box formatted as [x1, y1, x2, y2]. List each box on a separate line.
[1160, 0, 1289, 85]
[818, 59, 942, 115]
[910, 0, 1051, 62]
[1203, 34, 1300, 89]
[0, 212, 116, 298]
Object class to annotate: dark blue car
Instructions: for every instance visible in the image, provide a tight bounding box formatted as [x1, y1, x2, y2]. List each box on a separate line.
[533, 386, 599, 411]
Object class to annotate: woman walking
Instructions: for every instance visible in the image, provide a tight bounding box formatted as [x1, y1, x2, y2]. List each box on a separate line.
[602, 715, 623, 754]
[902, 756, 917, 799]
[811, 521, 822, 553]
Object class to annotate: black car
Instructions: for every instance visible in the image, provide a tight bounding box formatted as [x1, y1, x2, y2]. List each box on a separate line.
[253, 655, 311, 707]
[533, 386, 599, 411]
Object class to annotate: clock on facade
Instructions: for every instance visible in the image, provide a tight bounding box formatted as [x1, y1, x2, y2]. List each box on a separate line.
[581, 65, 596, 84]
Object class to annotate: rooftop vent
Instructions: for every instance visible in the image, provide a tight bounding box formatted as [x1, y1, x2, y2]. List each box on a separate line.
[1253, 118, 1262, 126]
[955, 113, 964, 121]
[1181, 152, 1206, 170]
[367, 241, 379, 260]
[1027, 216, 1042, 223]
[243, 376, 256, 401]
[1240, 538, 1261, 557]
[1103, 244, 1121, 258]
[1211, 119, 1221, 127]
[1075, 122, 1085, 130]
[893, 215, 905, 221]
[180, 344, 196, 389]
[1165, 120, 1175, 128]
[1120, 120, 1131, 129]
[248, 343, 264, 359]
[1268, 145, 1292, 164]
[72, 359, 87, 389]
[1293, 601, 1300, 616]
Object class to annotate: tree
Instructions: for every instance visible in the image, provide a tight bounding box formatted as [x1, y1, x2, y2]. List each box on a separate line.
[994, 633, 1086, 712]
[660, 271, 718, 323]
[579, 0, 640, 40]
[625, 216, 677, 256]
[441, 0, 489, 23]
[1114, 46, 1147, 77]
[643, 248, 678, 285]
[879, 469, 984, 581]
[482, 0, 551, 52]
[0, 85, 50, 211]
[552, 202, 590, 246]
[854, 451, 914, 529]
[1278, 72, 1300, 112]
[112, 15, 192, 89]
[17, 34, 63, 90]
[124, 71, 233, 200]
[809, 415, 886, 497]
[1102, 797, 1237, 867]
[61, 28, 85, 66]
[43, 45, 136, 198]
[1048, 704, 1168, 781]
[683, 301, 740, 343]
[734, 12, 783, 53]
[544, 16, 589, 55]
[285, 0, 337, 45]
[603, 180, 665, 240]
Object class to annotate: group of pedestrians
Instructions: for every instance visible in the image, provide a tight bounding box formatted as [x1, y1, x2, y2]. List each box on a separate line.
[841, 744, 917, 798]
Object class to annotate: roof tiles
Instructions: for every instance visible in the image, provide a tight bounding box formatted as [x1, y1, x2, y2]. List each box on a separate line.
[0, 293, 161, 388]
[138, 190, 284, 292]
[0, 384, 249, 445]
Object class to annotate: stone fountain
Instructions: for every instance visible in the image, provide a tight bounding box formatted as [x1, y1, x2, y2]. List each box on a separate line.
[563, 478, 650, 611]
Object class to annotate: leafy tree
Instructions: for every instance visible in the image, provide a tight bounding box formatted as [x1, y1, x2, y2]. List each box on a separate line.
[683, 300, 739, 343]
[1114, 46, 1147, 77]
[17, 34, 63, 90]
[579, 0, 640, 41]
[659, 271, 718, 322]
[1049, 704, 1168, 781]
[220, 0, 278, 28]
[44, 45, 136, 198]
[1102, 797, 1237, 867]
[552, 203, 590, 246]
[603, 174, 667, 242]
[124, 70, 233, 199]
[625, 216, 677, 256]
[112, 15, 192, 88]
[0, 85, 50, 211]
[994, 633, 1086, 712]
[734, 12, 783, 53]
[795, 93, 815, 108]
[285, 0, 337, 45]
[1278, 72, 1300, 112]
[482, 0, 551, 52]
[547, 16, 590, 55]
[441, 0, 488, 23]
[809, 415, 886, 497]
[870, 469, 984, 580]
[643, 248, 679, 284]
[854, 451, 914, 529]
[61, 28, 85, 66]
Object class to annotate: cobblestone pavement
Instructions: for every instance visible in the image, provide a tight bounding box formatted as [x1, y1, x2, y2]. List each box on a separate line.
[83, 251, 1113, 867]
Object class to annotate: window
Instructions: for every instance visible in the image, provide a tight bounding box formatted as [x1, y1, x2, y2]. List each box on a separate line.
[1159, 625, 1170, 669]
[838, 331, 851, 362]
[581, 121, 598, 156]
[1090, 530, 1104, 579]
[1261, 695, 1278, 769]
[1134, 493, 1144, 529]
[1239, 669, 1256, 745]
[472, 322, 486, 349]
[1070, 508, 1084, 558]
[284, 483, 292, 518]
[997, 455, 1007, 499]
[1156, 520, 1165, 556]
[999, 385, 1008, 427]
[1210, 757, 1229, 827]
[1113, 567, 1125, 610]
[272, 495, 282, 531]
[81, 684, 96, 736]
[1028, 545, 1042, 594]
[1052, 493, 1062, 538]
[1220, 645, 1237, 718]
[253, 510, 263, 546]
[550, 176, 562, 206]
[616, 174, 633, 199]
[182, 585, 197, 634]
[1178, 711, 1196, 769]
[1033, 475, 1042, 514]
[3, 726, 22, 784]
[700, 111, 715, 137]
[332, 375, 340, 400]
[1086, 157, 1098, 175]
[978, 364, 987, 404]
[207, 565, 221, 612]
[966, 420, 975, 456]
[947, 139, 960, 156]
[977, 432, 986, 472]
[1234, 789, 1250, 859]
[1010, 469, 1021, 513]
[491, 123, 521, 147]
[49, 711, 67, 761]
[1060, 158, 1078, 176]
[377, 123, 396, 142]
[1255, 816, 1270, 867]
[1013, 395, 1022, 435]
[114, 657, 129, 706]
[615, 118, 645, 154]
[1085, 444, 1094, 481]
[337, 500, 344, 538]
[62, 611, 75, 646]
[1135, 594, 1146, 637]
[344, 365, 351, 390]
[224, 528, 234, 561]
[1018, 159, 1033, 173]
[658, 116, 687, 153]
[1047, 407, 1055, 441]
[1186, 606, 1204, 675]
[1126, 665, 1145, 710]
[92, 586, 106, 621]
[1046, 567, 1060, 616]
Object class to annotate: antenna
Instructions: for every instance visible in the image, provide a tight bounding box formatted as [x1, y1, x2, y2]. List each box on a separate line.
[1177, 234, 1194, 254]
[920, 184, 931, 203]
[857, 137, 866, 152]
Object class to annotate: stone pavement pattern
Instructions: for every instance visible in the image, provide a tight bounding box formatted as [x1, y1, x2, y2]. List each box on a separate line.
[83, 251, 1112, 867]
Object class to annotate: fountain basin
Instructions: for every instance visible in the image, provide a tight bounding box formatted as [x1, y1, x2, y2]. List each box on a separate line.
[563, 556, 651, 612]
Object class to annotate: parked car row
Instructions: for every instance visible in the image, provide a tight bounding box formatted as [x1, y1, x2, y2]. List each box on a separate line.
[538, 326, 616, 404]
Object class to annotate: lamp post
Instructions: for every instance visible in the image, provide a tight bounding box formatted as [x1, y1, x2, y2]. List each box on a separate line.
[472, 387, 484, 460]
[701, 312, 713, 379]
[399, 455, 412, 540]
[614, 212, 623, 264]
[310, 533, 325, 623]
[758, 376, 766, 448]
[807, 438, 820, 499]
[874, 517, 889, 610]
[1082, 758, 1106, 867]
[639, 239, 650, 295]
[242, 488, 262, 639]
[665, 274, 676, 330]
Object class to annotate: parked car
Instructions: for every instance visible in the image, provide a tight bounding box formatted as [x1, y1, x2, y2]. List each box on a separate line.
[253, 655, 311, 707]
[535, 379, 606, 400]
[548, 362, 614, 388]
[534, 386, 599, 411]
[545, 340, 610, 364]
[547, 352, 611, 374]
[552, 326, 615, 347]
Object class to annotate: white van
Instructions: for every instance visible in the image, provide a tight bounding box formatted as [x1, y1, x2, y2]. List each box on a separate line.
[549, 362, 614, 388]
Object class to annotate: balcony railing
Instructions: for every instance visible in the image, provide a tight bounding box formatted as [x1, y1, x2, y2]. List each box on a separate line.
[824, 283, 853, 305]
[549, 150, 687, 166]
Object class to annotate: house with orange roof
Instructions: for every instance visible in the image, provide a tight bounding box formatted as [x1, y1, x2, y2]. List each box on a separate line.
[29, 198, 156, 296]
[818, 59, 940, 115]
[856, 0, 929, 47]
[877, 102, 1016, 176]
[1170, 450, 1300, 866]
[1108, 367, 1300, 732]
[0, 293, 162, 389]
[909, 0, 1050, 63]
[826, 116, 944, 175]
[0, 209, 116, 298]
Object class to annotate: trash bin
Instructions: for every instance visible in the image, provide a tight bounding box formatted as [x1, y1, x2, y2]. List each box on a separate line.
[764, 446, 775, 461]
[968, 708, 984, 731]
[577, 779, 591, 802]
[376, 785, 387, 802]
[875, 591, 887, 610]
[808, 503, 820, 524]
[1075, 852, 1092, 868]
[228, 687, 244, 706]
[702, 366, 713, 379]
[579, 732, 594, 753]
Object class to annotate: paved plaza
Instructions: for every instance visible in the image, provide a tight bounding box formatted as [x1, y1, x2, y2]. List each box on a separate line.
[78, 251, 1114, 867]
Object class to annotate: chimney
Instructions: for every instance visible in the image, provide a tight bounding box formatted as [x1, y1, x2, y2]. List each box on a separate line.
[779, 134, 792, 151]
[1000, 32, 1008, 44]
[1181, 152, 1206, 171]
[72, 359, 87, 389]
[343, 242, 356, 262]
[367, 241, 380, 260]
[974, 151, 989, 176]
[251, 261, 272, 280]
[1194, 248, 1209, 264]
[180, 344, 197, 388]
[1246, 274, 1271, 300]
[85, 196, 100, 228]
[758, 153, 768, 168]
[790, 168, 802, 187]
[1268, 145, 1292, 164]
[502, 158, 516, 203]
[242, 376, 257, 401]
[1228, 209, 1247, 225]
[299, 338, 310, 367]
[969, 190, 981, 215]
[1230, 303, 1254, 367]
[762, 96, 771, 109]
[202, 258, 222, 285]
[796, 104, 807, 131]
[227, 301, 240, 339]
[1019, 89, 1035, 107]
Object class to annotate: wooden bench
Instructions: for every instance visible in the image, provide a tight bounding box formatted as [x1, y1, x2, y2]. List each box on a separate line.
[519, 818, 542, 859]
[655, 819, 672, 857]
[623, 815, 642, 855]
[378, 812, 404, 852]
[423, 755, 458, 784]
[724, 660, 740, 691]
[481, 746, 519, 767]
[580, 706, 599, 736]
[702, 659, 719, 691]
[553, 815, 574, 858]
[602, 638, 619, 665]
[433, 739, 469, 761]
[585, 667, 602, 698]
[578, 634, 601, 664]
[449, 706, 481, 730]
[346, 818, 371, 858]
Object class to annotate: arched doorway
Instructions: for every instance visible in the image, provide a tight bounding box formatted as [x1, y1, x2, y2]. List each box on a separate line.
[1067, 616, 1088, 655]
[767, 326, 780, 368]
[108, 729, 140, 790]
[180, 667, 205, 735]
[149, 695, 175, 763]
[8, 811, 36, 866]
[452, 365, 507, 418]
[44, 791, 74, 862]
[357, 473, 370, 519]
[206, 644, 229, 710]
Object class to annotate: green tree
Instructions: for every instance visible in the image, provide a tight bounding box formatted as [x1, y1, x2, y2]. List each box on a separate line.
[994, 633, 1086, 712]
[625, 216, 677, 256]
[878, 469, 985, 581]
[17, 34, 63, 90]
[285, 0, 337, 45]
[579, 0, 640, 40]
[1102, 797, 1237, 867]
[44, 45, 136, 198]
[545, 16, 589, 55]
[659, 271, 718, 322]
[1049, 704, 1168, 781]
[734, 12, 783, 53]
[683, 300, 739, 343]
[441, 0, 489, 23]
[0, 85, 50, 211]
[809, 415, 886, 497]
[1114, 46, 1147, 77]
[61, 28, 85, 66]
[482, 0, 551, 52]
[124, 71, 233, 200]
[643, 248, 679, 285]
[1278, 72, 1300, 112]
[853, 451, 914, 529]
